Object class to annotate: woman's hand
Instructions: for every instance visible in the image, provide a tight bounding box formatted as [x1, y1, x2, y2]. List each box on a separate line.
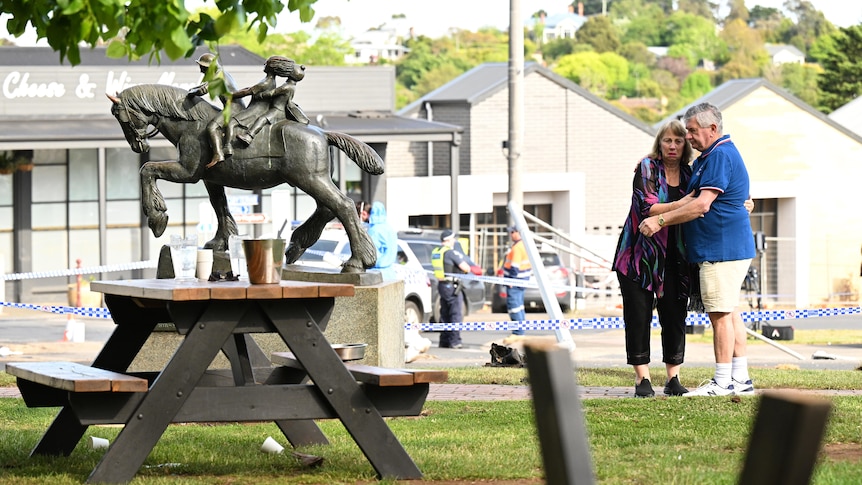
[744, 198, 754, 214]
[638, 216, 661, 237]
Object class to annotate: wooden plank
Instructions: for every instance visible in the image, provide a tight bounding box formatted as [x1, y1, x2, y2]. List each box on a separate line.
[345, 364, 414, 386]
[209, 284, 249, 300]
[404, 369, 448, 384]
[6, 362, 148, 393]
[523, 341, 595, 484]
[318, 282, 355, 297]
[280, 283, 320, 298]
[271, 352, 419, 386]
[246, 284, 283, 299]
[92, 279, 355, 302]
[739, 391, 832, 485]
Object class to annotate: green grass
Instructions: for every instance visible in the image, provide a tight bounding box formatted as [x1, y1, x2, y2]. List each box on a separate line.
[1, 331, 860, 484]
[444, 366, 862, 390]
[0, 397, 860, 484]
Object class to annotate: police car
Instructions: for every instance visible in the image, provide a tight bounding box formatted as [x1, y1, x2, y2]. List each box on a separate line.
[293, 229, 433, 323]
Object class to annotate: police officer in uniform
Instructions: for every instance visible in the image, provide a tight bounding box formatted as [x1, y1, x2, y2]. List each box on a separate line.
[432, 230, 479, 348]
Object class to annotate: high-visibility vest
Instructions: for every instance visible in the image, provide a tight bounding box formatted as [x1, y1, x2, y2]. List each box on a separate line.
[431, 245, 449, 280]
[503, 240, 532, 280]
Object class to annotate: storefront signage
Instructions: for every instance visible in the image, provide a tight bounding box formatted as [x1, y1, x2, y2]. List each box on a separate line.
[0, 66, 263, 116]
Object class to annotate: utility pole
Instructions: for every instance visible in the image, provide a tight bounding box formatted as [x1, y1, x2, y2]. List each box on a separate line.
[507, 0, 524, 224]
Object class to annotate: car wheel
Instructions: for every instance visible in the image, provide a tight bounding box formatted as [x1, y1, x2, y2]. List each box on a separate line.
[405, 300, 422, 324]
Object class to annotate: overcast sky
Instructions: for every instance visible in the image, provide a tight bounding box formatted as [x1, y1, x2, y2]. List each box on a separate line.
[272, 0, 862, 38]
[3, 1, 860, 45]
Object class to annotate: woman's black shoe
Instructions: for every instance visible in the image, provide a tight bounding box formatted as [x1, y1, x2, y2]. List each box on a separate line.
[635, 378, 655, 398]
[663, 375, 689, 396]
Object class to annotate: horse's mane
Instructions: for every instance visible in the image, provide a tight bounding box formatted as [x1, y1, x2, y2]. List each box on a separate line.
[119, 84, 217, 121]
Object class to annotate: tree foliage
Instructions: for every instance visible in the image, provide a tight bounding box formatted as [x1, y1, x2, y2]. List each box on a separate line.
[817, 25, 862, 112]
[576, 15, 620, 53]
[0, 0, 318, 65]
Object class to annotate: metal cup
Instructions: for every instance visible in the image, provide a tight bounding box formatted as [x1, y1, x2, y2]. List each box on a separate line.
[242, 239, 286, 284]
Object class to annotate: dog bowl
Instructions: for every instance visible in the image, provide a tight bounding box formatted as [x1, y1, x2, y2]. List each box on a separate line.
[331, 343, 367, 361]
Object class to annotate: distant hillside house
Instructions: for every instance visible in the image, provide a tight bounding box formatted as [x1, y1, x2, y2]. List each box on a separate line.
[346, 28, 410, 65]
[765, 43, 805, 65]
[531, 4, 588, 43]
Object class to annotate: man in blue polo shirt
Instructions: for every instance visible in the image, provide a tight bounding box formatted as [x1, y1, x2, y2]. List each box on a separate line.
[637, 102, 756, 397]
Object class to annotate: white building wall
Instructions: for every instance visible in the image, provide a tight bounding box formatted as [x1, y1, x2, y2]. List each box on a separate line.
[386, 173, 585, 240]
[726, 87, 862, 305]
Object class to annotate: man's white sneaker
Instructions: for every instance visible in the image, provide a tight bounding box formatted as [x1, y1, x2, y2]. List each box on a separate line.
[732, 378, 755, 396]
[685, 379, 735, 397]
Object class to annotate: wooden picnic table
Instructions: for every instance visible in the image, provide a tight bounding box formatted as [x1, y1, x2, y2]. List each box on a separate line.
[7, 278, 438, 483]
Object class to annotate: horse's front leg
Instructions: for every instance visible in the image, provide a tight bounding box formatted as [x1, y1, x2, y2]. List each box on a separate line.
[139, 160, 199, 238]
[202, 180, 236, 252]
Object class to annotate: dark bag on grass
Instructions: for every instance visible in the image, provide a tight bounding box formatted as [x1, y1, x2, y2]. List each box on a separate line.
[487, 343, 524, 367]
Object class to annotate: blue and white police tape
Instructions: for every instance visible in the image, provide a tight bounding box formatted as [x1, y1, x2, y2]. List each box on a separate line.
[0, 301, 112, 319]
[3, 299, 859, 329]
[2, 260, 157, 281]
[406, 306, 861, 332]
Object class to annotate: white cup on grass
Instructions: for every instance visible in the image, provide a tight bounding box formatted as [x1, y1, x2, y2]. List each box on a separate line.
[90, 436, 109, 449]
[261, 436, 284, 454]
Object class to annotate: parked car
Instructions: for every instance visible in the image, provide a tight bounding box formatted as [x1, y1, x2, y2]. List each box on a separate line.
[491, 250, 572, 313]
[293, 230, 433, 323]
[397, 229, 487, 322]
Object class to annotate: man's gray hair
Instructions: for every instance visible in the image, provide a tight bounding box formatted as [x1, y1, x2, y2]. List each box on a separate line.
[683, 102, 723, 133]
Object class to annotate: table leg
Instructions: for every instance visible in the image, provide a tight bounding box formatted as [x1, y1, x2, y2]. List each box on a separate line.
[86, 301, 240, 484]
[30, 295, 158, 457]
[262, 300, 422, 479]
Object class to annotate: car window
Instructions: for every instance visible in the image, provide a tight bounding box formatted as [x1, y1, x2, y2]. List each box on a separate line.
[405, 241, 433, 267]
[300, 240, 339, 261]
[541, 253, 561, 266]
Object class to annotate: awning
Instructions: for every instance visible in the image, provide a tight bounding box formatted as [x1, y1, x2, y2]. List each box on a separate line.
[0, 112, 461, 146]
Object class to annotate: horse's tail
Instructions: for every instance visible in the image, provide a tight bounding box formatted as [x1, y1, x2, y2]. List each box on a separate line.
[325, 131, 384, 175]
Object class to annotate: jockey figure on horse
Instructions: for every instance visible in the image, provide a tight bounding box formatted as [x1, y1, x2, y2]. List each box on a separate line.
[190, 55, 309, 169]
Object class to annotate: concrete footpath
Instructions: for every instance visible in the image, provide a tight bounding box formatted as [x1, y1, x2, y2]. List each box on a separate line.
[1, 304, 861, 400]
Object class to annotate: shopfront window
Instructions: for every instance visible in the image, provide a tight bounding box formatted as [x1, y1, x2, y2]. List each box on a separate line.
[31, 151, 68, 272]
[0, 173, 11, 274]
[68, 149, 100, 269]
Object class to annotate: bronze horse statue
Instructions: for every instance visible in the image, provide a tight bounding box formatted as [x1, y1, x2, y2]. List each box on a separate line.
[107, 83, 380, 273]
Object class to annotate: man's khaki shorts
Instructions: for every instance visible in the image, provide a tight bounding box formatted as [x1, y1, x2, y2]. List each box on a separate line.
[698, 259, 752, 313]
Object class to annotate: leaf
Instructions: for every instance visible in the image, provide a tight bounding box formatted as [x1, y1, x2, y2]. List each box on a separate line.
[59, 0, 85, 15]
[214, 11, 239, 37]
[167, 26, 194, 59]
[105, 40, 127, 59]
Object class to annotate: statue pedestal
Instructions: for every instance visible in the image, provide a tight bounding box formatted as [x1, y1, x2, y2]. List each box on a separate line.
[130, 254, 405, 370]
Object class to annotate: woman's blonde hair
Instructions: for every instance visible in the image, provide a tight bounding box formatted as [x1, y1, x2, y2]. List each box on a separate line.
[649, 119, 693, 164]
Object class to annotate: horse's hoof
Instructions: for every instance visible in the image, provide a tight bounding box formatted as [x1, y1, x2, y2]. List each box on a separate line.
[340, 264, 363, 274]
[285, 244, 305, 264]
[149, 213, 168, 238]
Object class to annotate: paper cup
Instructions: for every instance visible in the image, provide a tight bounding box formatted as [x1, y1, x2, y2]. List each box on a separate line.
[196, 249, 214, 280]
[90, 436, 109, 449]
[261, 436, 284, 454]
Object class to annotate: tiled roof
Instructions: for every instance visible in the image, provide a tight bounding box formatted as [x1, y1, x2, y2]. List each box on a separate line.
[400, 62, 652, 135]
[0, 45, 264, 66]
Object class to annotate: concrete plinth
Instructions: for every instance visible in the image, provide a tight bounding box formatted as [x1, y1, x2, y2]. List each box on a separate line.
[129, 256, 405, 371]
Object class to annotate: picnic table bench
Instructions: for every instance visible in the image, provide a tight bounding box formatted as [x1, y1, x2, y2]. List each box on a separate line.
[7, 278, 440, 484]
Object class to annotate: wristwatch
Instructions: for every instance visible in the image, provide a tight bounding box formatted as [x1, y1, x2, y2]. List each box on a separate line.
[658, 214, 665, 227]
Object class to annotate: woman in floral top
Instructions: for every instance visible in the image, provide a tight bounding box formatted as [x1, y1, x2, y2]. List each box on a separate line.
[612, 120, 694, 398]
